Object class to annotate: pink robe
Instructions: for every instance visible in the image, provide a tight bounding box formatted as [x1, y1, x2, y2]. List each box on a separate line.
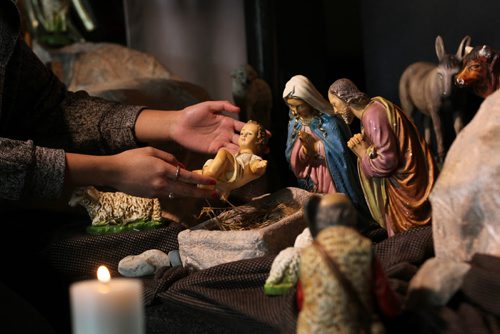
[289, 126, 336, 194]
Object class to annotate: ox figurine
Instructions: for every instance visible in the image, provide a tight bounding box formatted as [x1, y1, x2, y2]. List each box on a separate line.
[456, 44, 500, 99]
[399, 35, 471, 163]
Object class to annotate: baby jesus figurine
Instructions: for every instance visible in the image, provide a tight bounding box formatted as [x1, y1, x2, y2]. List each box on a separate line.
[194, 120, 268, 201]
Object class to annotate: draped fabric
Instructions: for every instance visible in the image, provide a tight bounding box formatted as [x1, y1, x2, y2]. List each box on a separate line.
[359, 97, 438, 234]
[285, 112, 375, 233]
[4, 209, 500, 334]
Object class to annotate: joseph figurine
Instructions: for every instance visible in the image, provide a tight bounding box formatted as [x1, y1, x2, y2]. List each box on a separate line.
[328, 79, 438, 236]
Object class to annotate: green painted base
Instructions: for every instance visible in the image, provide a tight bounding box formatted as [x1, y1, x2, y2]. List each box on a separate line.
[263, 282, 294, 296]
[86, 220, 165, 235]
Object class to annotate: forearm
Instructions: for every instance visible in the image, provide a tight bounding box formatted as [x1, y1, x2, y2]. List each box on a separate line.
[60, 92, 144, 153]
[360, 134, 398, 177]
[360, 149, 398, 177]
[134, 108, 179, 145]
[0, 138, 66, 200]
[8, 39, 144, 154]
[64, 153, 117, 190]
[361, 105, 399, 177]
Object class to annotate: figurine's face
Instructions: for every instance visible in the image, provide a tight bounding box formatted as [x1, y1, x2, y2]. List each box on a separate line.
[328, 93, 354, 125]
[286, 98, 314, 119]
[238, 122, 260, 151]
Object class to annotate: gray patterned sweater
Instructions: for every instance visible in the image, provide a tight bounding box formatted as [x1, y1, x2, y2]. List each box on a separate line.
[0, 0, 144, 200]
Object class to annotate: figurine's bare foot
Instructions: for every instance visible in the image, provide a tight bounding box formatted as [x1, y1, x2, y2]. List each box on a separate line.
[198, 184, 216, 190]
[193, 169, 216, 190]
[202, 168, 217, 179]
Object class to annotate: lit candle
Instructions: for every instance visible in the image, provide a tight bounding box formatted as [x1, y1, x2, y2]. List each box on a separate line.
[70, 265, 144, 334]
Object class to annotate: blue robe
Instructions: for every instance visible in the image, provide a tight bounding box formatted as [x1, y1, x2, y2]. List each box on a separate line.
[285, 112, 376, 233]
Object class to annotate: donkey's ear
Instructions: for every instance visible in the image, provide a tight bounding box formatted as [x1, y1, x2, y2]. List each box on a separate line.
[435, 35, 446, 62]
[456, 35, 472, 61]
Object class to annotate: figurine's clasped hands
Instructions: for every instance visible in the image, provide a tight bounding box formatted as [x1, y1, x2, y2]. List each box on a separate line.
[347, 133, 369, 159]
[298, 131, 317, 158]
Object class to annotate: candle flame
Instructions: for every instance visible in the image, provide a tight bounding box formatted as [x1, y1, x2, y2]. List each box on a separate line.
[97, 265, 111, 283]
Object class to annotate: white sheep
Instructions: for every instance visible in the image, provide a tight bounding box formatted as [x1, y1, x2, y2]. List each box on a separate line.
[264, 227, 312, 295]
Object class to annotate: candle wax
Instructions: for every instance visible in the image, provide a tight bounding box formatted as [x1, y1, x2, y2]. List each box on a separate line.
[70, 278, 144, 334]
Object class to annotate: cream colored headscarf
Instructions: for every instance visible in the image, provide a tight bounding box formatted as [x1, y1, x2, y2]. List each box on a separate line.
[282, 75, 332, 115]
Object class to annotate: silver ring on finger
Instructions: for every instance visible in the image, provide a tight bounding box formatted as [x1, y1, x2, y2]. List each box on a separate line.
[174, 165, 180, 181]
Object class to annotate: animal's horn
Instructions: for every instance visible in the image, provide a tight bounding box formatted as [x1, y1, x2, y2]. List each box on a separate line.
[479, 45, 492, 58]
[490, 53, 499, 74]
[465, 46, 473, 55]
[457, 35, 472, 60]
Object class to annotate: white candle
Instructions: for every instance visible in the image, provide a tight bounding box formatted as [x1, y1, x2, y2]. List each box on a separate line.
[70, 265, 144, 334]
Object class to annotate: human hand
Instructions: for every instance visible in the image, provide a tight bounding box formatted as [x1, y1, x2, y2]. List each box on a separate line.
[347, 133, 369, 159]
[171, 101, 247, 154]
[109, 147, 218, 199]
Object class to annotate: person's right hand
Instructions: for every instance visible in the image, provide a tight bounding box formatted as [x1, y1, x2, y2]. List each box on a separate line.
[109, 147, 218, 200]
[170, 101, 245, 154]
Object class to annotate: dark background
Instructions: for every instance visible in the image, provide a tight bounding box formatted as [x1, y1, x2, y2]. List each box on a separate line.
[75, 0, 500, 191]
[243, 0, 500, 190]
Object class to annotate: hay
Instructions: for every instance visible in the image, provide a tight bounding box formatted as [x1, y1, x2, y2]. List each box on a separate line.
[197, 200, 300, 231]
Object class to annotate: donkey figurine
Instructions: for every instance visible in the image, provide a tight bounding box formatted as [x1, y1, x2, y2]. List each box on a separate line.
[399, 35, 471, 163]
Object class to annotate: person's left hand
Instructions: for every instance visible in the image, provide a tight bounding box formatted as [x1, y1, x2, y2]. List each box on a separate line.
[171, 101, 246, 154]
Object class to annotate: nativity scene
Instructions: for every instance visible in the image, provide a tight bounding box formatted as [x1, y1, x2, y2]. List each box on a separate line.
[2, 1, 500, 333]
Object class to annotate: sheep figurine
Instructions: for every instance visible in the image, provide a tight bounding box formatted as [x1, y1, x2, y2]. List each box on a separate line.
[264, 227, 313, 295]
[68, 186, 164, 234]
